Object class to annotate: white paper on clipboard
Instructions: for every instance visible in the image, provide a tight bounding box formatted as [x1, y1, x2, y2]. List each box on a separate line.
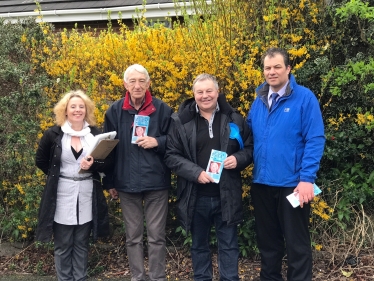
[85, 131, 117, 156]
[78, 131, 118, 174]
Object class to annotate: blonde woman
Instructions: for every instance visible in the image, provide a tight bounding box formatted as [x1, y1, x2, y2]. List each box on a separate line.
[36, 90, 111, 281]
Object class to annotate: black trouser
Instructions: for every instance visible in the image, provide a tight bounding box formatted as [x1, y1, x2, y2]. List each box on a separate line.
[251, 184, 312, 281]
[53, 221, 91, 281]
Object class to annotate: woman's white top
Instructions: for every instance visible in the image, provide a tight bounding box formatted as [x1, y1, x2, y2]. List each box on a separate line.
[54, 133, 93, 225]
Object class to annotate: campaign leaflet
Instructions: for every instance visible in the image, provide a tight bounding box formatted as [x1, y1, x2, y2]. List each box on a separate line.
[286, 183, 322, 208]
[206, 149, 227, 184]
[131, 115, 150, 144]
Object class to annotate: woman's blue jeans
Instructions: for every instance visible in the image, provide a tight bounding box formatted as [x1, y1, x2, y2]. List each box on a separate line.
[190, 196, 239, 281]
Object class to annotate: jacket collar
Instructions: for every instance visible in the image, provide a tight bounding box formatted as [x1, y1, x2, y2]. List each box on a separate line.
[51, 125, 63, 135]
[122, 90, 156, 116]
[256, 74, 296, 102]
[217, 94, 234, 116]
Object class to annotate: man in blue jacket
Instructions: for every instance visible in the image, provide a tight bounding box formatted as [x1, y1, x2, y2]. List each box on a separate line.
[246, 48, 325, 281]
[103, 64, 173, 281]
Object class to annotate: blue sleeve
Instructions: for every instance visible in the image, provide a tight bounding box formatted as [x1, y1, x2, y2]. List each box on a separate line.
[300, 93, 325, 183]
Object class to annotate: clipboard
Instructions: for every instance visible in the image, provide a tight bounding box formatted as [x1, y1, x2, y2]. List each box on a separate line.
[88, 139, 119, 159]
[79, 131, 118, 174]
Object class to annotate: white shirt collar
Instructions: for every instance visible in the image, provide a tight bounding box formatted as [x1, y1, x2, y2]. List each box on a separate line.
[268, 81, 289, 102]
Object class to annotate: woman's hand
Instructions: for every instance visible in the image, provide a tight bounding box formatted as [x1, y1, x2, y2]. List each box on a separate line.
[109, 188, 119, 200]
[80, 156, 94, 170]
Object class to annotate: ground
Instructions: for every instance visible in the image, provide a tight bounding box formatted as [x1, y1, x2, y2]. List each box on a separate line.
[0, 236, 374, 280]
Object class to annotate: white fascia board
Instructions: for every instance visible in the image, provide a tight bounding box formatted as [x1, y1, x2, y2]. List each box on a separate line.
[0, 2, 207, 23]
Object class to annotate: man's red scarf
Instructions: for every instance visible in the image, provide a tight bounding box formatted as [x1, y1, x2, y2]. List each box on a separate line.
[122, 90, 156, 116]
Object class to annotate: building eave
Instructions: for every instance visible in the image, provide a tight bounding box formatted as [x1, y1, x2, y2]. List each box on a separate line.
[0, 2, 203, 23]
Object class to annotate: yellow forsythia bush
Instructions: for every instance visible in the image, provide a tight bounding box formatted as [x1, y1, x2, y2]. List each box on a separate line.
[25, 0, 333, 249]
[33, 0, 327, 121]
[30, 0, 327, 199]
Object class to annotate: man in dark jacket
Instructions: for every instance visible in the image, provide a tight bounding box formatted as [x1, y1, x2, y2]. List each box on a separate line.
[164, 74, 253, 281]
[103, 64, 173, 281]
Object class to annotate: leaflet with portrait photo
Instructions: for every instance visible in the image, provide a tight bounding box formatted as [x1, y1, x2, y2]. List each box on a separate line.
[131, 115, 150, 144]
[206, 149, 227, 183]
[286, 183, 322, 208]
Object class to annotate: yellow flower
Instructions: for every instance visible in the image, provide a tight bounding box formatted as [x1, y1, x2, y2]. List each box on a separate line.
[18, 225, 26, 231]
[299, 0, 305, 9]
[21, 34, 27, 43]
[15, 184, 25, 195]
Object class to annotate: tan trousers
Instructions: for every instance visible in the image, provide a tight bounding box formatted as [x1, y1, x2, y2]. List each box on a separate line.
[118, 189, 168, 281]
